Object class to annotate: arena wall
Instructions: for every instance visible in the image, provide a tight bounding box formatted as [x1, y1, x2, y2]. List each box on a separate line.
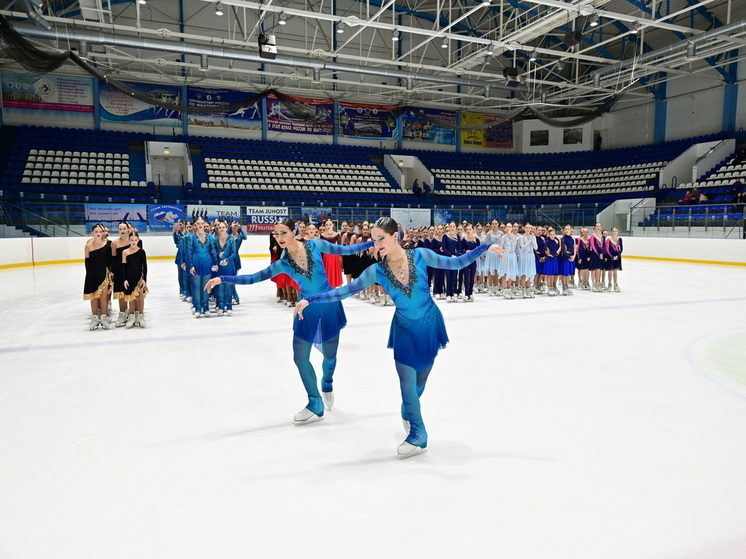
[2, 235, 745, 269]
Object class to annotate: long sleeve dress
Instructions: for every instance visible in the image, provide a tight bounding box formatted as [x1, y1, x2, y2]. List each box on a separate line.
[304, 244, 492, 371]
[219, 239, 373, 344]
[516, 234, 538, 279]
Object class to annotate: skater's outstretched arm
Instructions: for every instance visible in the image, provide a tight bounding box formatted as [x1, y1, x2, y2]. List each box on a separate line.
[205, 260, 284, 292]
[313, 238, 373, 256]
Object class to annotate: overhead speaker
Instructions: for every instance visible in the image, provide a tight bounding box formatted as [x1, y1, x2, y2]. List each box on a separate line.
[258, 33, 277, 60]
[502, 67, 520, 87]
[563, 30, 582, 46]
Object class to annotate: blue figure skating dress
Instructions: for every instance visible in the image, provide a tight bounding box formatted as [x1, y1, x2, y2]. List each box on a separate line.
[517, 235, 537, 279]
[305, 244, 492, 371]
[498, 235, 519, 280]
[220, 239, 373, 343]
[483, 231, 502, 274]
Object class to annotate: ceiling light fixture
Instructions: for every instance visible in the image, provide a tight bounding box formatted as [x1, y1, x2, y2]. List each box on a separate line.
[441, 38, 448, 49]
[555, 60, 564, 71]
[686, 41, 697, 60]
[199, 54, 208, 71]
[312, 67, 321, 83]
[215, 1, 223, 16]
[392, 29, 400, 42]
[137, 0, 146, 5]
[593, 73, 601, 87]
[529, 49, 537, 62]
[630, 23, 640, 34]
[485, 43, 494, 56]
[589, 13, 600, 27]
[279, 12, 287, 25]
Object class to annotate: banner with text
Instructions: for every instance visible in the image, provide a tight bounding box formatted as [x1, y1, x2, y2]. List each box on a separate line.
[390, 208, 432, 229]
[148, 204, 186, 230]
[338, 101, 399, 139]
[186, 204, 241, 223]
[85, 203, 148, 232]
[245, 206, 290, 233]
[402, 107, 457, 145]
[1, 71, 94, 125]
[266, 94, 333, 135]
[99, 81, 181, 126]
[460, 112, 514, 149]
[187, 86, 262, 130]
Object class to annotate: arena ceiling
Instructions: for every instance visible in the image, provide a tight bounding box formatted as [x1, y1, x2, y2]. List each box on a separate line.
[1, 0, 745, 115]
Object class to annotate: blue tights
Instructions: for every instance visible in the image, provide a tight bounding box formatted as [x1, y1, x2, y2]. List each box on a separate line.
[396, 361, 433, 448]
[292, 336, 339, 416]
[190, 274, 211, 313]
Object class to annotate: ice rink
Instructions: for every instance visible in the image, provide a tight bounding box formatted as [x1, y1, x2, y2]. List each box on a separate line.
[1, 255, 745, 559]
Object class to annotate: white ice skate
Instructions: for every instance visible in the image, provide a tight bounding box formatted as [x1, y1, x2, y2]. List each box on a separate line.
[322, 391, 334, 410]
[293, 407, 324, 426]
[397, 441, 427, 460]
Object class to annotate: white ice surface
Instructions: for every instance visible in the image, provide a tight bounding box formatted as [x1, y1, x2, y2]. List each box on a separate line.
[1, 257, 745, 559]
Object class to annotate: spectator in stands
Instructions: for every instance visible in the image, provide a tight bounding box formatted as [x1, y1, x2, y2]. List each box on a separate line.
[679, 190, 693, 205]
[423, 181, 432, 196]
[730, 178, 745, 205]
[698, 192, 708, 203]
[690, 186, 701, 204]
[412, 179, 422, 198]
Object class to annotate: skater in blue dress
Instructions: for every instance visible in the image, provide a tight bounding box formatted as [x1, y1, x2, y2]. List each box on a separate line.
[205, 218, 374, 425]
[543, 227, 561, 296]
[183, 216, 218, 317]
[559, 224, 577, 296]
[212, 220, 237, 315]
[229, 220, 247, 304]
[441, 222, 462, 302]
[294, 217, 505, 459]
[516, 224, 537, 298]
[498, 223, 519, 299]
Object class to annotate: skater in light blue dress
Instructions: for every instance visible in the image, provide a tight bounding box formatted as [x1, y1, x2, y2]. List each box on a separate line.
[205, 218, 373, 425]
[484, 220, 503, 295]
[516, 224, 537, 298]
[295, 217, 505, 459]
[498, 223, 520, 299]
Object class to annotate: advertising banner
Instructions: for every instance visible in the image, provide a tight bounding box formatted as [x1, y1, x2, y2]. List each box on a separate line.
[338, 101, 399, 139]
[402, 107, 456, 145]
[460, 112, 514, 149]
[433, 209, 453, 226]
[148, 204, 186, 230]
[99, 81, 181, 126]
[187, 86, 262, 130]
[85, 203, 148, 232]
[186, 205, 241, 223]
[245, 206, 290, 233]
[1, 71, 94, 124]
[266, 94, 333, 135]
[390, 208, 432, 229]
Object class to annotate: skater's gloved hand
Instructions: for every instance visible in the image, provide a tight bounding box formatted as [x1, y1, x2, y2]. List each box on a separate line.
[294, 300, 309, 320]
[211, 265, 219, 272]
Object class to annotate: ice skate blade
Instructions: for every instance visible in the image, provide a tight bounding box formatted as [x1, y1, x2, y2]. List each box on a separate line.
[397, 442, 427, 460]
[322, 391, 334, 410]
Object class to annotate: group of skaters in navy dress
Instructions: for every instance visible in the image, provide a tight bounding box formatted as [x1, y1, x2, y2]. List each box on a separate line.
[390, 219, 624, 298]
[83, 221, 148, 330]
